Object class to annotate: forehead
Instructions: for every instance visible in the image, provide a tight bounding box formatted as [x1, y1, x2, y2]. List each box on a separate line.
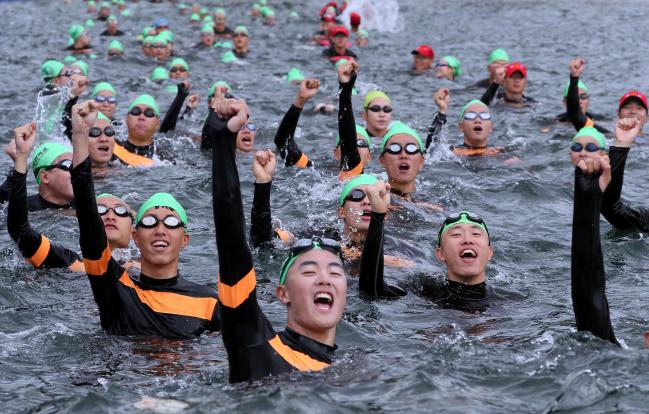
[368, 97, 390, 107]
[507, 72, 525, 79]
[293, 249, 343, 270]
[133, 104, 154, 112]
[574, 135, 599, 145]
[97, 196, 127, 208]
[142, 206, 180, 219]
[444, 223, 487, 237]
[387, 133, 417, 146]
[464, 104, 490, 114]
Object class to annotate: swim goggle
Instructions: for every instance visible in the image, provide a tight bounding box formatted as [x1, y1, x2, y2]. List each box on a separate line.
[36, 159, 73, 174]
[382, 142, 421, 155]
[136, 215, 185, 230]
[570, 142, 604, 153]
[97, 205, 132, 219]
[366, 105, 392, 113]
[232, 32, 248, 38]
[170, 66, 187, 73]
[129, 107, 157, 118]
[344, 188, 367, 203]
[240, 123, 256, 132]
[94, 95, 117, 104]
[463, 111, 492, 121]
[89, 126, 115, 137]
[336, 139, 369, 149]
[278, 237, 342, 285]
[437, 211, 490, 246]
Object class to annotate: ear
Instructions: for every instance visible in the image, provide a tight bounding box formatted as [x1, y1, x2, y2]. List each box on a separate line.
[276, 285, 290, 305]
[361, 111, 368, 122]
[434, 246, 446, 263]
[132, 228, 140, 247]
[181, 233, 190, 248]
[337, 206, 345, 219]
[644, 331, 649, 348]
[154, 118, 161, 129]
[486, 122, 493, 135]
[486, 245, 494, 261]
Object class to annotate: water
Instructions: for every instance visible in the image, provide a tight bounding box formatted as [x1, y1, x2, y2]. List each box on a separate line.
[2, 0, 649, 412]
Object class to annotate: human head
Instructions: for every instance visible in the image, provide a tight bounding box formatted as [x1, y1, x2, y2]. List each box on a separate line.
[213, 7, 227, 31]
[362, 91, 392, 137]
[411, 44, 434, 73]
[92, 82, 118, 119]
[378, 121, 424, 193]
[68, 24, 89, 48]
[329, 26, 349, 50]
[563, 80, 589, 114]
[261, 7, 276, 25]
[487, 48, 510, 69]
[168, 58, 189, 79]
[458, 99, 493, 147]
[40, 60, 68, 86]
[208, 80, 232, 101]
[97, 193, 133, 249]
[150, 66, 169, 84]
[287, 68, 305, 85]
[108, 39, 124, 57]
[436, 56, 461, 80]
[236, 122, 256, 152]
[70, 60, 89, 84]
[435, 211, 493, 285]
[276, 238, 346, 343]
[31, 142, 74, 203]
[154, 17, 169, 33]
[337, 174, 377, 234]
[350, 12, 361, 29]
[504, 62, 527, 96]
[233, 25, 249, 50]
[618, 90, 648, 130]
[107, 15, 118, 31]
[200, 24, 215, 46]
[334, 124, 371, 165]
[126, 94, 160, 144]
[88, 112, 116, 167]
[98, 2, 111, 19]
[569, 127, 607, 167]
[356, 29, 369, 47]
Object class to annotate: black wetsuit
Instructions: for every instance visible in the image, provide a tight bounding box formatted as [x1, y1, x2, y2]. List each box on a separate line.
[209, 113, 338, 383]
[481, 82, 535, 107]
[214, 27, 234, 38]
[474, 78, 491, 88]
[7, 169, 81, 269]
[322, 46, 357, 62]
[70, 157, 220, 338]
[564, 75, 609, 134]
[100, 29, 125, 36]
[422, 279, 523, 312]
[337, 73, 364, 179]
[273, 104, 313, 168]
[571, 168, 618, 345]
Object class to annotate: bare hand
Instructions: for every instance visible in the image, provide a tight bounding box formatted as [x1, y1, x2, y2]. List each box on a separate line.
[13, 122, 37, 157]
[365, 180, 391, 214]
[71, 76, 89, 98]
[71, 100, 100, 136]
[434, 87, 450, 114]
[186, 94, 199, 109]
[615, 117, 641, 147]
[295, 79, 320, 107]
[4, 139, 17, 163]
[577, 154, 610, 192]
[570, 57, 586, 78]
[337, 60, 359, 84]
[222, 99, 249, 132]
[252, 149, 276, 183]
[180, 80, 191, 92]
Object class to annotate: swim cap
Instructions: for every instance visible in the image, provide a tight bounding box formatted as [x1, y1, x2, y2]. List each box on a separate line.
[95, 111, 111, 123]
[107, 15, 117, 22]
[438, 211, 489, 245]
[152, 35, 168, 47]
[358, 29, 369, 39]
[40, 60, 64, 81]
[572, 127, 606, 149]
[88, 0, 96, 5]
[203, 16, 214, 23]
[100, 1, 110, 8]
[201, 23, 214, 33]
[334, 58, 350, 68]
[154, 18, 169, 28]
[563, 80, 588, 97]
[289, 11, 299, 18]
[363, 91, 391, 109]
[260, 7, 275, 17]
[108, 39, 124, 52]
[72, 60, 89, 76]
[208, 80, 232, 97]
[169, 58, 189, 71]
[252, 4, 261, 10]
[380, 121, 424, 153]
[214, 41, 233, 49]
[85, 19, 95, 28]
[287, 68, 305, 84]
[158, 30, 174, 43]
[190, 13, 200, 21]
[460, 99, 489, 119]
[150, 67, 169, 82]
[64, 55, 76, 63]
[214, 7, 226, 16]
[339, 174, 378, 206]
[260, 0, 268, 5]
[221, 51, 236, 63]
[92, 82, 117, 97]
[31, 142, 72, 184]
[120, 9, 131, 17]
[488, 48, 510, 64]
[336, 124, 371, 146]
[441, 56, 462, 76]
[68, 24, 86, 44]
[128, 94, 160, 116]
[234, 25, 249, 35]
[136, 193, 187, 230]
[619, 90, 648, 112]
[177, 3, 188, 10]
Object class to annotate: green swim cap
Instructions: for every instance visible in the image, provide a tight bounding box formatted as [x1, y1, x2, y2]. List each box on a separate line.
[339, 174, 378, 206]
[214, 41, 233, 49]
[208, 80, 232, 97]
[214, 7, 226, 16]
[380, 121, 424, 153]
[287, 68, 305, 84]
[441, 56, 462, 76]
[88, 1, 96, 5]
[262, 8, 275, 17]
[141, 26, 153, 37]
[221, 51, 236, 63]
[72, 60, 89, 76]
[190, 13, 200, 21]
[95, 111, 111, 123]
[289, 11, 299, 18]
[40, 60, 64, 81]
[234, 25, 249, 35]
[100, 1, 110, 8]
[573, 127, 606, 149]
[136, 193, 187, 229]
[150, 66, 169, 82]
[358, 29, 369, 39]
[120, 9, 131, 17]
[68, 24, 85, 43]
[108, 39, 124, 52]
[438, 211, 489, 246]
[460, 99, 489, 119]
[31, 142, 72, 184]
[253, 4, 261, 10]
[203, 16, 214, 23]
[169, 58, 189, 71]
[63, 55, 76, 63]
[260, 0, 268, 5]
[336, 124, 371, 146]
[92, 82, 117, 97]
[177, 3, 188, 10]
[107, 15, 117, 22]
[334, 58, 350, 68]
[201, 23, 214, 32]
[128, 94, 160, 116]
[159, 31, 174, 43]
[85, 19, 95, 28]
[363, 91, 391, 109]
[488, 48, 510, 64]
[563, 80, 588, 97]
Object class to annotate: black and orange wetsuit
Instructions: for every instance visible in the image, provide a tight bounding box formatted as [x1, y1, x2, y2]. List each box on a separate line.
[564, 75, 608, 134]
[7, 169, 83, 271]
[274, 104, 313, 168]
[70, 157, 219, 338]
[337, 72, 363, 181]
[571, 168, 618, 345]
[208, 112, 336, 383]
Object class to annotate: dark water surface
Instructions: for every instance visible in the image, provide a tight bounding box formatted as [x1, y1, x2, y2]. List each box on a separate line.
[2, 0, 649, 413]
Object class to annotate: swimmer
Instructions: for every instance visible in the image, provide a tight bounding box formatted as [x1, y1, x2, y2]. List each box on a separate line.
[213, 8, 233, 38]
[65, 24, 93, 55]
[96, 2, 110, 21]
[168, 58, 189, 79]
[236, 122, 256, 152]
[435, 56, 462, 81]
[261, 7, 276, 26]
[195, 24, 215, 48]
[91, 82, 118, 119]
[322, 26, 357, 63]
[69, 101, 219, 338]
[481, 62, 536, 108]
[379, 121, 425, 199]
[411, 44, 434, 74]
[100, 15, 124, 36]
[350, 12, 361, 33]
[107, 39, 124, 57]
[474, 48, 510, 88]
[356, 29, 369, 47]
[362, 91, 393, 139]
[232, 26, 249, 58]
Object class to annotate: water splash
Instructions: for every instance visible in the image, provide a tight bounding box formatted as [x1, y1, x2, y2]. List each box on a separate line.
[340, 0, 404, 33]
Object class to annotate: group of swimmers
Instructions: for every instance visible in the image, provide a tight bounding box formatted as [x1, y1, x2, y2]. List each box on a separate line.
[3, 0, 649, 384]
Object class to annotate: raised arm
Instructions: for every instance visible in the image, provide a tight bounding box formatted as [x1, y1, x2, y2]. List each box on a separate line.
[571, 157, 618, 345]
[566, 58, 590, 131]
[250, 149, 277, 247]
[159, 81, 190, 133]
[480, 67, 504, 107]
[337, 61, 362, 180]
[426, 87, 450, 151]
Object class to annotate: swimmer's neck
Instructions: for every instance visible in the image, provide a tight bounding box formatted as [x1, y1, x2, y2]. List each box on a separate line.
[343, 225, 366, 244]
[38, 186, 72, 207]
[462, 138, 488, 149]
[127, 133, 154, 147]
[334, 44, 346, 55]
[504, 90, 524, 103]
[447, 270, 486, 285]
[140, 258, 179, 280]
[365, 124, 386, 138]
[286, 317, 336, 346]
[389, 179, 415, 198]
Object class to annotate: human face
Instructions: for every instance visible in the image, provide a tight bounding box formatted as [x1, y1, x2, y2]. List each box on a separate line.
[94, 90, 117, 119]
[169, 65, 188, 79]
[379, 134, 424, 186]
[578, 88, 590, 114]
[337, 185, 372, 234]
[70, 66, 87, 84]
[413, 54, 432, 72]
[40, 153, 74, 202]
[362, 97, 392, 134]
[107, 20, 118, 32]
[459, 104, 493, 147]
[236, 123, 256, 152]
[435, 223, 493, 285]
[356, 36, 368, 47]
[332, 34, 348, 49]
[435, 60, 454, 80]
[126, 105, 160, 144]
[619, 100, 648, 128]
[97, 196, 132, 248]
[569, 136, 606, 167]
[88, 118, 115, 167]
[233, 32, 249, 49]
[277, 249, 346, 342]
[201, 31, 214, 47]
[214, 14, 226, 31]
[133, 207, 189, 267]
[504, 72, 527, 95]
[52, 68, 72, 87]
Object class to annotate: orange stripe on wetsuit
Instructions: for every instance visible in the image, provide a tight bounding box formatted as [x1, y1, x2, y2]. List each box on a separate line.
[294, 153, 311, 168]
[118, 272, 218, 320]
[84, 245, 112, 276]
[112, 144, 155, 167]
[218, 268, 257, 308]
[268, 335, 330, 371]
[452, 146, 504, 157]
[338, 161, 364, 182]
[27, 235, 51, 268]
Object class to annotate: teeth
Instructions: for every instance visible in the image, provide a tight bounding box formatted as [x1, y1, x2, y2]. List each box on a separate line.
[153, 241, 168, 247]
[461, 249, 476, 258]
[315, 292, 333, 304]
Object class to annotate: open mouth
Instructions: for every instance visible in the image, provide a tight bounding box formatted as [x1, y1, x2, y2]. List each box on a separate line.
[241, 136, 252, 144]
[97, 145, 110, 153]
[473, 125, 483, 132]
[152, 240, 169, 251]
[361, 209, 371, 220]
[398, 163, 410, 172]
[314, 292, 333, 310]
[460, 249, 478, 261]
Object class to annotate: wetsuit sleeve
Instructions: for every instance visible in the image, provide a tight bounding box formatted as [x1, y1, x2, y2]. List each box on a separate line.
[8, 170, 80, 269]
[0, 169, 11, 203]
[566, 76, 589, 131]
[250, 181, 273, 247]
[159, 83, 190, 133]
[62, 96, 79, 140]
[480, 82, 499, 106]
[425, 112, 447, 151]
[358, 212, 406, 298]
[209, 111, 277, 379]
[338, 73, 363, 180]
[571, 168, 618, 345]
[274, 105, 313, 168]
